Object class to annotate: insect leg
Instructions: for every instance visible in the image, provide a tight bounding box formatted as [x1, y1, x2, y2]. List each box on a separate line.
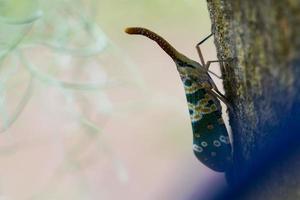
[205, 59, 235, 79]
[196, 34, 230, 79]
[207, 89, 233, 111]
[206, 60, 226, 70]
[196, 33, 213, 66]
[206, 74, 231, 110]
[196, 34, 234, 110]
[208, 70, 223, 79]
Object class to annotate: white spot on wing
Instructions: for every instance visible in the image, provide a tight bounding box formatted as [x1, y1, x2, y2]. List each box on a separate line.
[201, 141, 208, 147]
[213, 140, 221, 147]
[193, 144, 203, 153]
[220, 135, 230, 144]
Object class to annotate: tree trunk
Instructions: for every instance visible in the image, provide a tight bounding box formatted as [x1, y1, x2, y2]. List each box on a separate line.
[206, 1, 300, 199]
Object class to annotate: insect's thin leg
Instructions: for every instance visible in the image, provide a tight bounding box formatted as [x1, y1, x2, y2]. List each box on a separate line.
[206, 58, 234, 79]
[208, 76, 230, 107]
[196, 33, 213, 66]
[206, 73, 223, 98]
[210, 81, 231, 110]
[207, 70, 223, 79]
[207, 89, 233, 111]
[206, 60, 228, 70]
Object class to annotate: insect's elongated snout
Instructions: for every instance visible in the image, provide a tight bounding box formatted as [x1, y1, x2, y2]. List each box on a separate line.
[125, 27, 193, 64]
[125, 27, 203, 75]
[125, 27, 181, 60]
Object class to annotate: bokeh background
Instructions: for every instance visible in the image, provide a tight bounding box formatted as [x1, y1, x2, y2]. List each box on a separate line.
[0, 0, 229, 199]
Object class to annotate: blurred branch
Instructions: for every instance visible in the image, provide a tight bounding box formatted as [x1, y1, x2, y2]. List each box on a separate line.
[0, 10, 43, 25]
[19, 51, 108, 91]
[0, 74, 33, 133]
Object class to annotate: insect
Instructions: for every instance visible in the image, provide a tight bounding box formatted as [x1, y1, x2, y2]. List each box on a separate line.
[125, 27, 232, 172]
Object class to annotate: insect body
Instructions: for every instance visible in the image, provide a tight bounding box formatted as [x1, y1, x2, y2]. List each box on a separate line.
[125, 27, 232, 172]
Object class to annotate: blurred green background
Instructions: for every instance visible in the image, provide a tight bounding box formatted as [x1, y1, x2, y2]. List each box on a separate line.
[0, 0, 227, 199]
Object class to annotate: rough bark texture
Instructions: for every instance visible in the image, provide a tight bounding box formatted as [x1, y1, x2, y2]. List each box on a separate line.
[206, 1, 300, 199]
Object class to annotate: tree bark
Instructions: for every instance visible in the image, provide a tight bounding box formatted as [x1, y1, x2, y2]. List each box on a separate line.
[206, 1, 300, 199]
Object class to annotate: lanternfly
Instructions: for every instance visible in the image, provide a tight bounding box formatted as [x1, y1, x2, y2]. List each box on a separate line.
[125, 27, 232, 172]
